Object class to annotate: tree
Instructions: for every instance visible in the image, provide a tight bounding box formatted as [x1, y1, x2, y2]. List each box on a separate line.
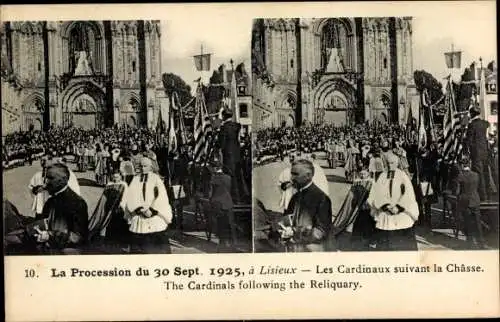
[203, 65, 226, 115]
[162, 73, 194, 116]
[413, 70, 444, 104]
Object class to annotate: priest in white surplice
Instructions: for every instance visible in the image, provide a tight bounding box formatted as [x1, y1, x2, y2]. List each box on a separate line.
[367, 153, 419, 251]
[126, 157, 173, 254]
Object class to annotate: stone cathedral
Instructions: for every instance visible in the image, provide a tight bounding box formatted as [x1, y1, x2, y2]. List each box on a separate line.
[1, 20, 164, 134]
[252, 17, 420, 129]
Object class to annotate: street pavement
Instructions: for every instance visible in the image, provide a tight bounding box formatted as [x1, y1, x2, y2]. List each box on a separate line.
[254, 153, 478, 251]
[3, 159, 250, 254]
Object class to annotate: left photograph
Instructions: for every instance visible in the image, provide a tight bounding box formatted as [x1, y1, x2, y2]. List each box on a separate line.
[2, 20, 253, 255]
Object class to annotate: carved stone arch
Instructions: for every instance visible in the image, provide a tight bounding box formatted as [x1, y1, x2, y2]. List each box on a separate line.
[313, 77, 356, 111]
[378, 89, 391, 109]
[279, 89, 297, 110]
[313, 18, 355, 36]
[121, 92, 142, 112]
[22, 92, 45, 112]
[61, 80, 105, 113]
[63, 21, 106, 74]
[60, 21, 104, 39]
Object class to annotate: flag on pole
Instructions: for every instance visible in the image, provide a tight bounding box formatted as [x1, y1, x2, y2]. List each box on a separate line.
[230, 67, 238, 122]
[193, 85, 213, 162]
[479, 65, 486, 119]
[405, 105, 416, 142]
[172, 92, 188, 146]
[193, 54, 211, 71]
[167, 106, 177, 154]
[418, 90, 429, 151]
[444, 51, 462, 69]
[442, 77, 462, 161]
[156, 103, 167, 147]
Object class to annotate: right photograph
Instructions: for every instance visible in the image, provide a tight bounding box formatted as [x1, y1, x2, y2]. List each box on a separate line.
[251, 17, 498, 252]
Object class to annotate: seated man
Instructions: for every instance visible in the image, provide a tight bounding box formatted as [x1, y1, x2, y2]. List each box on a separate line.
[34, 163, 89, 255]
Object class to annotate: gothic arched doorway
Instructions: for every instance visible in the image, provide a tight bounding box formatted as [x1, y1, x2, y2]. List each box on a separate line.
[120, 95, 143, 127]
[22, 94, 44, 131]
[313, 77, 356, 125]
[277, 91, 297, 127]
[61, 81, 105, 129]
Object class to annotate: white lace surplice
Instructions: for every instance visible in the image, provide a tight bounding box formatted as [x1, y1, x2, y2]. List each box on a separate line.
[126, 173, 172, 234]
[367, 169, 419, 231]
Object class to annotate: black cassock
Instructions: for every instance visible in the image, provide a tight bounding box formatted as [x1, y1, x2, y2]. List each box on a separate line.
[219, 120, 249, 203]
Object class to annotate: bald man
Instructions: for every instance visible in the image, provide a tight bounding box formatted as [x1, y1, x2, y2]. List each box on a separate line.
[367, 152, 419, 251]
[280, 159, 333, 252]
[126, 157, 173, 254]
[34, 163, 89, 254]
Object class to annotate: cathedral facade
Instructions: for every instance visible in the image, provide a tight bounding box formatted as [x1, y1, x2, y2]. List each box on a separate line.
[1, 20, 164, 135]
[252, 17, 420, 129]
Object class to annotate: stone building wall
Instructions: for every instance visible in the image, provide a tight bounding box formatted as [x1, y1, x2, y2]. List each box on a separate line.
[1, 20, 164, 134]
[252, 17, 417, 129]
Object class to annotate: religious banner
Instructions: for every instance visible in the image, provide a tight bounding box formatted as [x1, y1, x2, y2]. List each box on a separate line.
[444, 51, 462, 69]
[193, 54, 211, 71]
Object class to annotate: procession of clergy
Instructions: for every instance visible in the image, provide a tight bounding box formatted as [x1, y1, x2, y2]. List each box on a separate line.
[5, 109, 248, 255]
[262, 105, 496, 252]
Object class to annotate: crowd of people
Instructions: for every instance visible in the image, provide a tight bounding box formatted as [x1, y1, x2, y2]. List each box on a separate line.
[4, 110, 253, 255]
[255, 106, 498, 252]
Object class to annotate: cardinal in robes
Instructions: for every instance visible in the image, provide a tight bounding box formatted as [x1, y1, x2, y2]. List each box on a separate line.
[279, 159, 333, 252]
[33, 163, 89, 255]
[367, 153, 419, 251]
[126, 157, 173, 254]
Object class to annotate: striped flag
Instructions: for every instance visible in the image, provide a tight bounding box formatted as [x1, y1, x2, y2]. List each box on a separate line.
[442, 78, 460, 161]
[193, 85, 213, 162]
[442, 78, 468, 162]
